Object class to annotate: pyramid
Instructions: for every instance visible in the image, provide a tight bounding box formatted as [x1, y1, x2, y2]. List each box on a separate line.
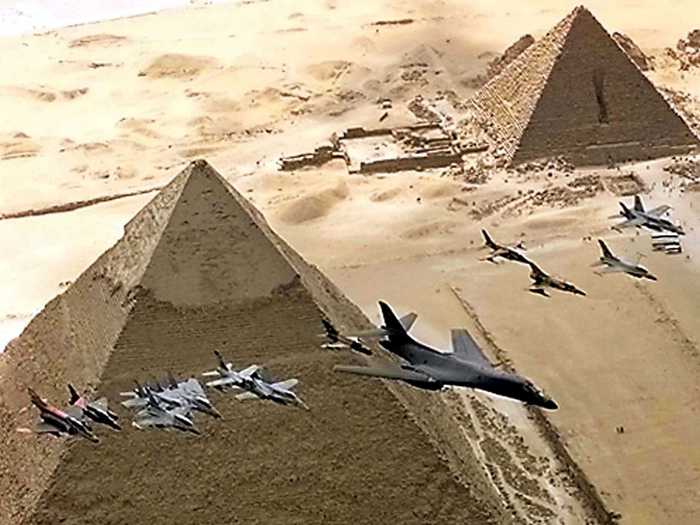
[0, 160, 503, 525]
[471, 6, 699, 165]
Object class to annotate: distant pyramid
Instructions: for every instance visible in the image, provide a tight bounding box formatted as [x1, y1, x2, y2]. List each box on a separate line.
[471, 6, 699, 165]
[0, 160, 502, 524]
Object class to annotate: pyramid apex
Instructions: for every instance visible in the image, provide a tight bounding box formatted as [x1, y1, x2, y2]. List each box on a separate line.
[185, 158, 217, 176]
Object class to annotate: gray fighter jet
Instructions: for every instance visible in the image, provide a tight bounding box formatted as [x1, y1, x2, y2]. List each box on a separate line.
[334, 302, 557, 409]
[68, 384, 121, 431]
[131, 388, 201, 435]
[526, 261, 586, 297]
[480, 229, 529, 264]
[593, 240, 657, 281]
[203, 351, 261, 390]
[159, 375, 222, 419]
[319, 311, 418, 355]
[233, 370, 309, 410]
[612, 195, 684, 235]
[121, 376, 221, 419]
[22, 387, 99, 443]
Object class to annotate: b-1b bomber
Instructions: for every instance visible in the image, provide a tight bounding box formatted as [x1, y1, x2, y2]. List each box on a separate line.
[334, 301, 557, 410]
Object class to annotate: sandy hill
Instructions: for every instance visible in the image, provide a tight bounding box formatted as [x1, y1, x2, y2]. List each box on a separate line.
[0, 160, 506, 525]
[471, 6, 699, 165]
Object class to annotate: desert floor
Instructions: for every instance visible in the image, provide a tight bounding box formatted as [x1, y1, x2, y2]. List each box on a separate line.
[0, 1, 699, 523]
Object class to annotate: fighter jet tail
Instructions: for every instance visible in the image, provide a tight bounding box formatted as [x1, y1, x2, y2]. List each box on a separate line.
[633, 195, 645, 213]
[619, 201, 633, 218]
[597, 239, 616, 260]
[67, 384, 81, 405]
[481, 229, 497, 250]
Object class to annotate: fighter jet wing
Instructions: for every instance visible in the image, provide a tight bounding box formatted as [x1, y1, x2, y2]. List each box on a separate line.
[596, 265, 627, 273]
[63, 406, 84, 420]
[272, 378, 298, 390]
[646, 205, 671, 217]
[134, 414, 171, 426]
[92, 397, 108, 409]
[613, 217, 645, 229]
[35, 423, 59, 434]
[333, 364, 433, 383]
[180, 378, 205, 395]
[240, 365, 259, 378]
[205, 376, 242, 389]
[235, 392, 260, 401]
[450, 329, 492, 368]
[121, 397, 148, 409]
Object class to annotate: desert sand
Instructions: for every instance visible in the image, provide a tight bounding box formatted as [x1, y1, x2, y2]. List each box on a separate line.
[0, 1, 699, 524]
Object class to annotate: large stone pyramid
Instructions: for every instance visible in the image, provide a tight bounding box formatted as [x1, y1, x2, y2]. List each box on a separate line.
[0, 161, 502, 525]
[471, 6, 699, 165]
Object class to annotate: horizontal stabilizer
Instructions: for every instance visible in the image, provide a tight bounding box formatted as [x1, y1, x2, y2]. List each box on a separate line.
[235, 392, 260, 401]
[273, 378, 298, 390]
[34, 423, 59, 435]
[205, 377, 240, 389]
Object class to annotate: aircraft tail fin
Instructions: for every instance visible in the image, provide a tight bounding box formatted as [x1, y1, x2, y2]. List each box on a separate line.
[67, 384, 81, 406]
[619, 202, 633, 218]
[481, 229, 497, 249]
[134, 380, 146, 398]
[634, 195, 644, 212]
[320, 318, 339, 342]
[597, 239, 615, 260]
[378, 301, 410, 342]
[166, 371, 178, 389]
[27, 387, 45, 408]
[214, 350, 228, 371]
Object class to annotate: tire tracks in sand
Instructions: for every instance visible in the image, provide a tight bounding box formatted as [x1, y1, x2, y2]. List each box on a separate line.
[448, 286, 616, 525]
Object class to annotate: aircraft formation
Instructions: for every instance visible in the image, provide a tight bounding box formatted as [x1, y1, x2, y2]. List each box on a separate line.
[479, 194, 683, 295]
[21, 355, 306, 442]
[18, 195, 682, 443]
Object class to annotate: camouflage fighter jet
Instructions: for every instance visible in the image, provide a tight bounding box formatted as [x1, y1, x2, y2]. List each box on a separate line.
[68, 384, 121, 431]
[526, 261, 586, 297]
[612, 195, 684, 235]
[480, 229, 529, 264]
[334, 302, 557, 410]
[22, 387, 99, 443]
[593, 240, 657, 281]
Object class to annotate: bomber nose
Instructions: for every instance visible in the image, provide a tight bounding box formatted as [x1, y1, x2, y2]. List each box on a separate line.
[542, 398, 558, 410]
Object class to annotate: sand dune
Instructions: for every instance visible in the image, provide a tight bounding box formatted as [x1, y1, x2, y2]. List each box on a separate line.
[278, 180, 349, 224]
[139, 53, 217, 79]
